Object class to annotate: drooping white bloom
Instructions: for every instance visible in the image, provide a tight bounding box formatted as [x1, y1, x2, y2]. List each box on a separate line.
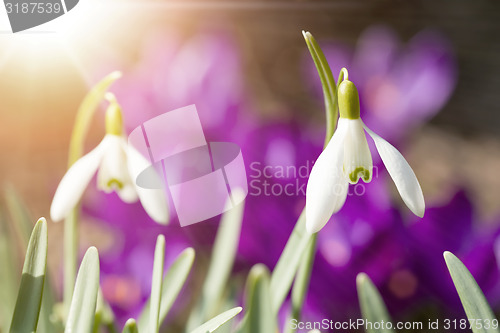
[306, 79, 424, 233]
[50, 94, 169, 224]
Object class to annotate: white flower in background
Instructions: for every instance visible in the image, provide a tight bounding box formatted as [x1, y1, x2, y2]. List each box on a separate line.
[306, 78, 425, 233]
[50, 93, 169, 224]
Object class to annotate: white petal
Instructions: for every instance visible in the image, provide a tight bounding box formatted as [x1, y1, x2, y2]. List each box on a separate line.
[97, 135, 135, 193]
[117, 184, 139, 203]
[306, 120, 349, 234]
[126, 143, 170, 225]
[363, 122, 425, 217]
[343, 118, 373, 184]
[50, 138, 108, 222]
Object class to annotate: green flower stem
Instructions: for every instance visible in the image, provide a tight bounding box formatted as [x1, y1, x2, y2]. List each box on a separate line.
[289, 234, 317, 330]
[283, 32, 339, 332]
[63, 72, 121, 316]
[63, 210, 78, 315]
[303, 31, 338, 145]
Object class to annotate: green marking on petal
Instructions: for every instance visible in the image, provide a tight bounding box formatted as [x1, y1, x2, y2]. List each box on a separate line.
[107, 179, 124, 190]
[348, 167, 371, 184]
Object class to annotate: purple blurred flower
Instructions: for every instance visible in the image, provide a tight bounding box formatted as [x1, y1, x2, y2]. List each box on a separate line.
[84, 29, 254, 324]
[94, 29, 254, 143]
[80, 25, 500, 333]
[305, 25, 457, 141]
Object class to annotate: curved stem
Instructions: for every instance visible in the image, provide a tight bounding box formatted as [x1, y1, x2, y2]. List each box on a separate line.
[285, 32, 340, 332]
[63, 72, 121, 317]
[303, 31, 338, 146]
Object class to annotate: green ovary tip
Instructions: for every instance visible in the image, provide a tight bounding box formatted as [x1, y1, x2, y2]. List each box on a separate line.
[349, 167, 371, 183]
[107, 178, 124, 190]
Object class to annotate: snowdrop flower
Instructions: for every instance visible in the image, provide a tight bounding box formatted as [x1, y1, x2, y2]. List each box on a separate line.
[50, 94, 169, 224]
[306, 76, 424, 233]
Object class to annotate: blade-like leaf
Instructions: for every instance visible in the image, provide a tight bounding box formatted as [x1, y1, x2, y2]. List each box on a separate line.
[444, 251, 500, 333]
[189, 307, 242, 333]
[0, 225, 18, 332]
[149, 235, 166, 333]
[356, 273, 394, 333]
[244, 264, 277, 333]
[122, 319, 138, 333]
[65, 247, 100, 333]
[138, 247, 195, 331]
[187, 196, 244, 329]
[9, 218, 48, 333]
[4, 187, 56, 333]
[288, 235, 317, 333]
[270, 211, 311, 314]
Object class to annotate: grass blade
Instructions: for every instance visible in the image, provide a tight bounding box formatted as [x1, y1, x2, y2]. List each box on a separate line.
[138, 247, 195, 331]
[356, 273, 394, 333]
[189, 307, 242, 333]
[270, 210, 311, 314]
[187, 195, 244, 329]
[149, 235, 166, 333]
[122, 319, 138, 333]
[65, 247, 100, 333]
[444, 251, 500, 333]
[0, 224, 18, 331]
[9, 218, 48, 333]
[244, 264, 277, 333]
[4, 187, 56, 333]
[287, 235, 317, 333]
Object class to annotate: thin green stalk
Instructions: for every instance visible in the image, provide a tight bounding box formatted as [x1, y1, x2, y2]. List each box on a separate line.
[62, 72, 121, 316]
[290, 235, 317, 322]
[63, 210, 78, 315]
[303, 31, 338, 144]
[285, 32, 339, 331]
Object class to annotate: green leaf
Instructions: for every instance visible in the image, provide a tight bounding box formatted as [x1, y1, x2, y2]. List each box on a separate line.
[68, 71, 122, 166]
[189, 307, 242, 333]
[65, 247, 100, 333]
[287, 234, 317, 333]
[138, 247, 195, 331]
[356, 273, 394, 333]
[444, 251, 500, 333]
[9, 218, 48, 333]
[4, 188, 56, 333]
[37, 276, 57, 333]
[244, 264, 277, 333]
[93, 290, 117, 333]
[0, 232, 17, 332]
[187, 197, 244, 329]
[270, 210, 311, 314]
[122, 319, 138, 333]
[149, 235, 166, 333]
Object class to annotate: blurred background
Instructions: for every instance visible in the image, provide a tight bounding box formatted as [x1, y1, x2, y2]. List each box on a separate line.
[1, 0, 500, 332]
